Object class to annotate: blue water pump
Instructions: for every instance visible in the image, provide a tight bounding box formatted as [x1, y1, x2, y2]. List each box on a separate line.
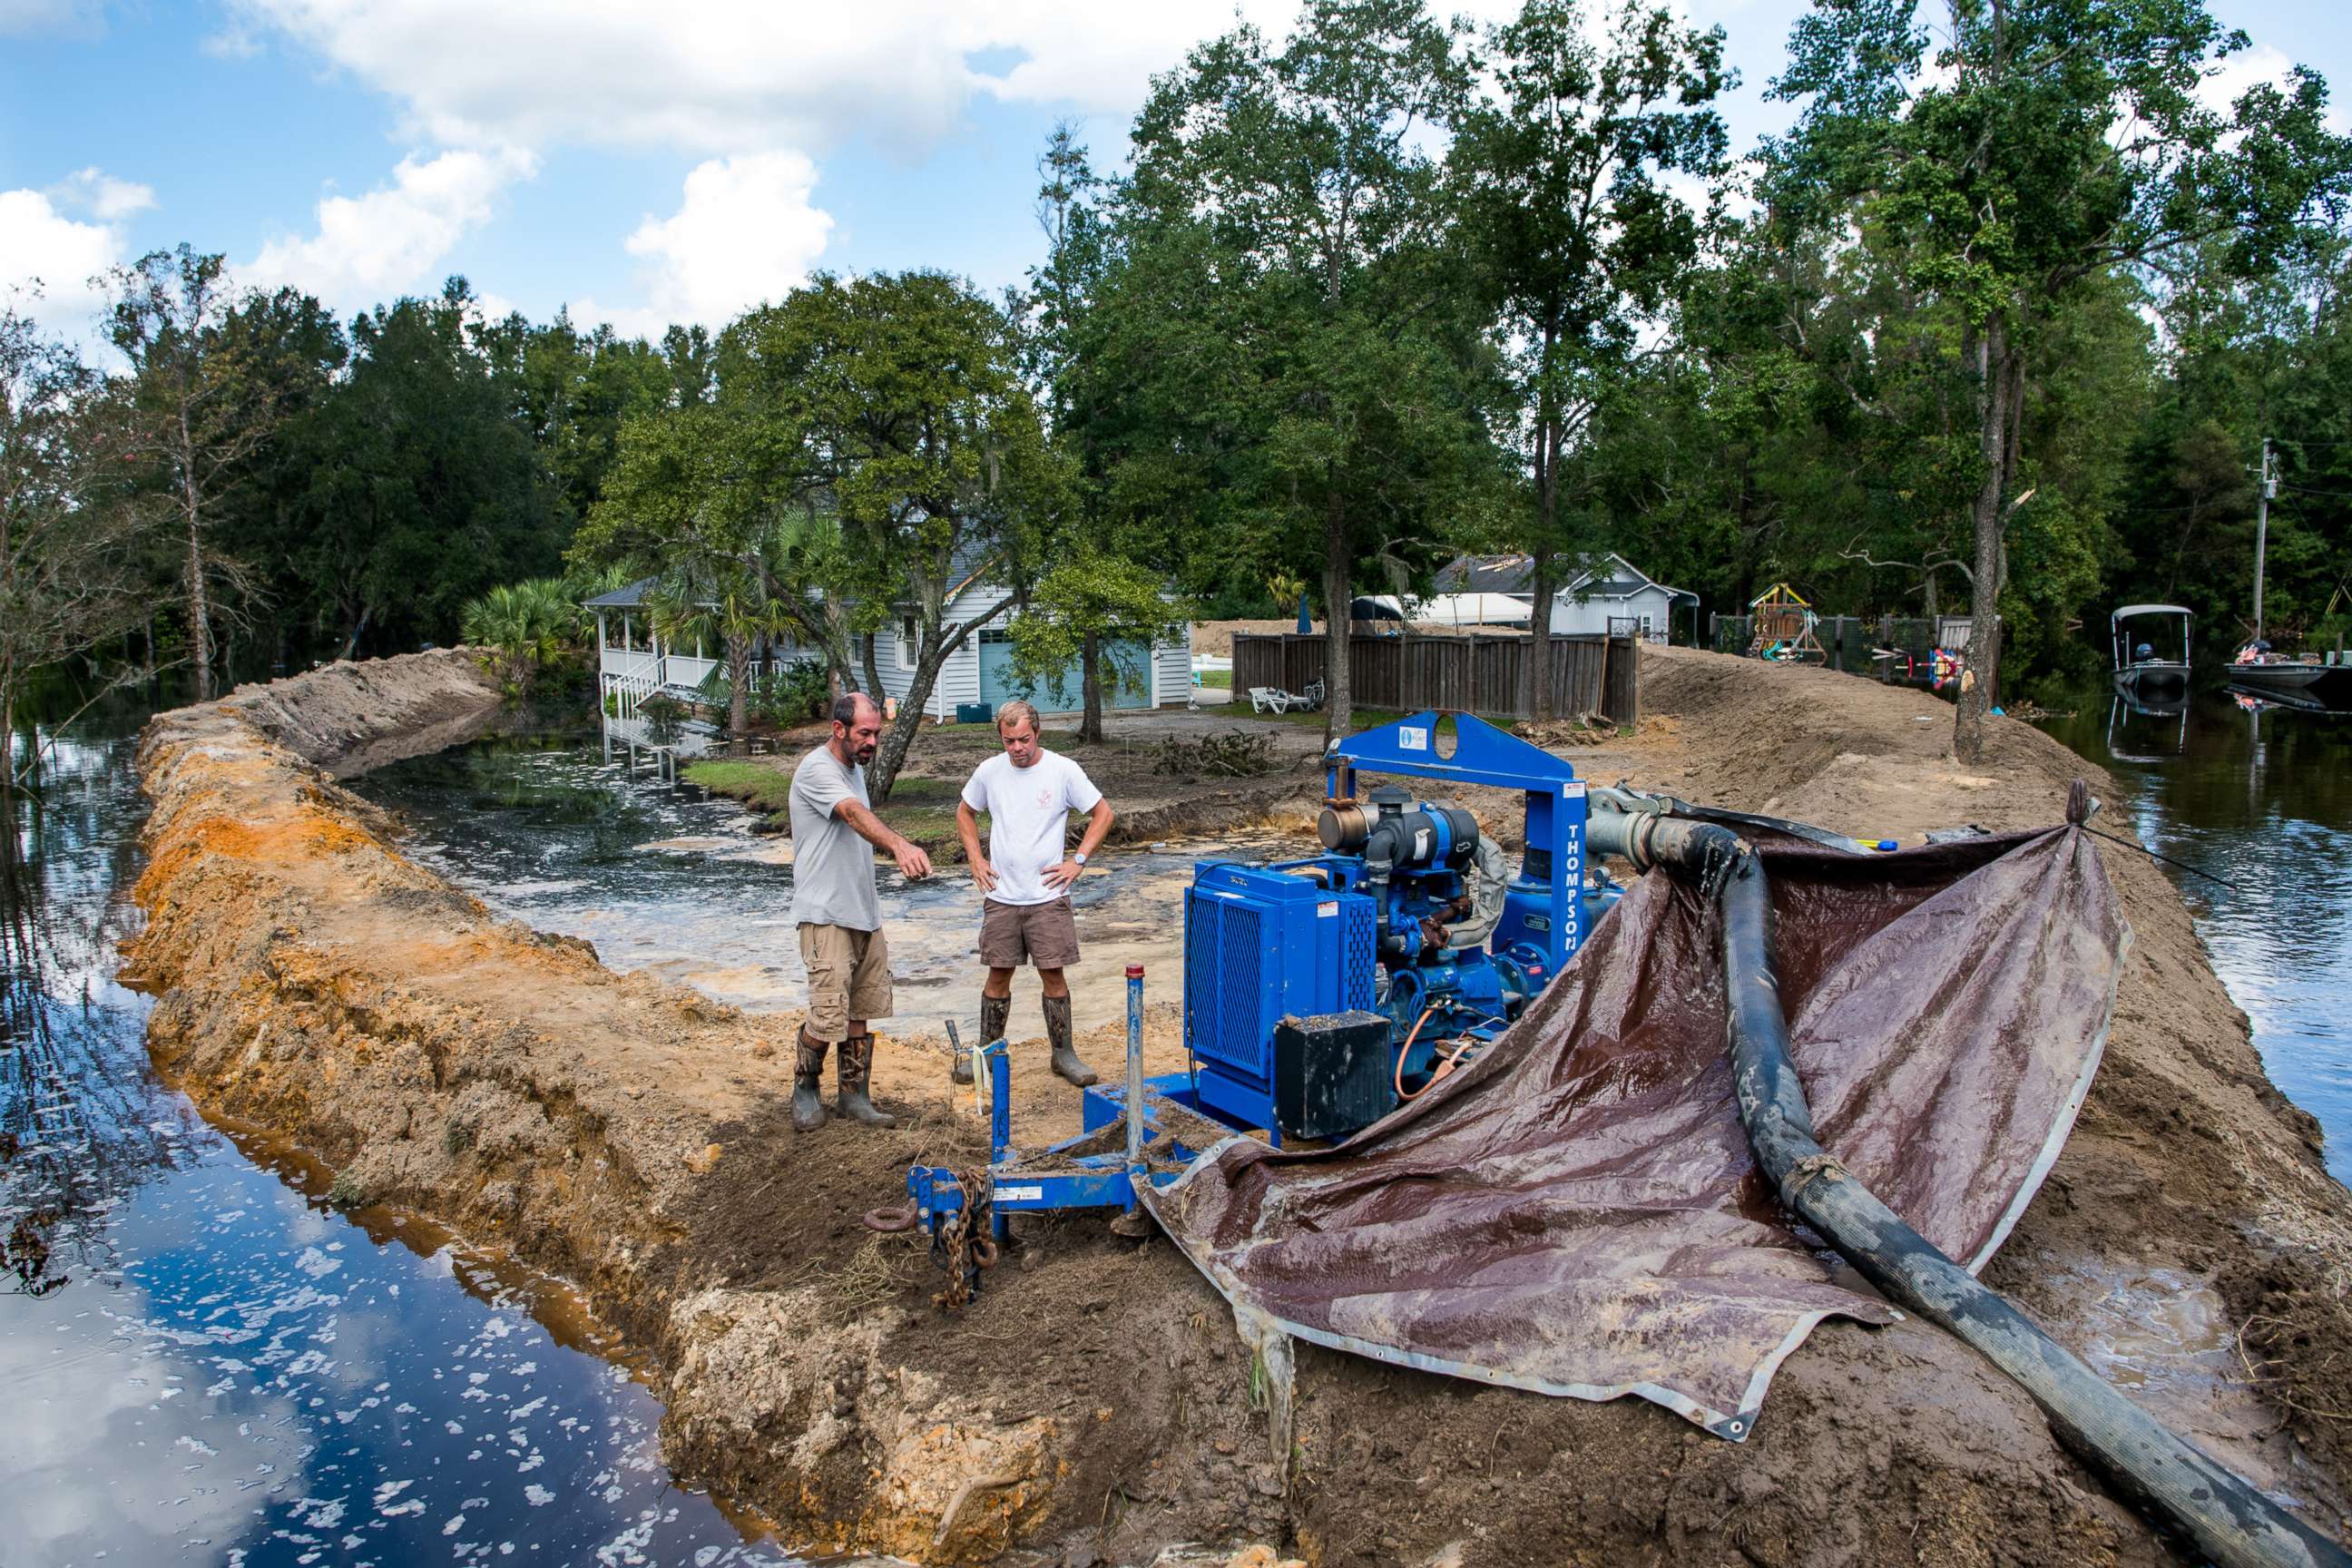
[896, 710, 1617, 1280]
[1182, 710, 1608, 1142]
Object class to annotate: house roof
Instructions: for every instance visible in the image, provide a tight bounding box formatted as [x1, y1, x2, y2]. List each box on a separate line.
[583, 576, 659, 609]
[1433, 552, 1696, 604]
[1434, 554, 1536, 593]
[944, 539, 1002, 603]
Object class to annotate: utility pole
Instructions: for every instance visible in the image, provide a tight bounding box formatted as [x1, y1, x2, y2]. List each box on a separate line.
[2252, 437, 2276, 642]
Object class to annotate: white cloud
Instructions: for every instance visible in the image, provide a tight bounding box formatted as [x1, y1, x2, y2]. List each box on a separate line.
[53, 165, 156, 222]
[222, 1, 1451, 159]
[2198, 43, 2351, 133]
[216, 1, 1524, 331]
[574, 152, 835, 338]
[245, 145, 536, 309]
[0, 165, 152, 334]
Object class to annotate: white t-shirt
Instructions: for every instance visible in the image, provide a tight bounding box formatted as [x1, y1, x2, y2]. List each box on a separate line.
[960, 750, 1103, 906]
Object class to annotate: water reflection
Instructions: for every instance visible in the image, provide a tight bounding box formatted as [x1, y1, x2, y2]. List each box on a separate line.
[1, 710, 794, 1567]
[2037, 688, 2352, 1188]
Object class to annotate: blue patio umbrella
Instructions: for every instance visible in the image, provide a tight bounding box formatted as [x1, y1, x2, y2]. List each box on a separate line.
[1297, 596, 1312, 634]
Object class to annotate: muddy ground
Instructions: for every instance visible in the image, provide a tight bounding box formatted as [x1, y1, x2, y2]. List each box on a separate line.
[121, 646, 2352, 1566]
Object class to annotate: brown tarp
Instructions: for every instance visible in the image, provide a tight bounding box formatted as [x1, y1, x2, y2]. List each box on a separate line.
[1145, 825, 2128, 1438]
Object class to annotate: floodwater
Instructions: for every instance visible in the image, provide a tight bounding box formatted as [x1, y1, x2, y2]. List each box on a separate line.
[348, 730, 1276, 1038]
[0, 713, 795, 1568]
[2035, 686, 2352, 1188]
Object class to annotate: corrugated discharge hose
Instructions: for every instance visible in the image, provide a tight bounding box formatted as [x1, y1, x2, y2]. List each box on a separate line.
[1587, 806, 2350, 1568]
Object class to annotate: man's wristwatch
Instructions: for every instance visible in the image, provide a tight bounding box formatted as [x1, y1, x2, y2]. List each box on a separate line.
[1072, 852, 1088, 867]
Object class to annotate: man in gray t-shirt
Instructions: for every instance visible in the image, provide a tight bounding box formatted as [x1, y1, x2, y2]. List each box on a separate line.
[786, 693, 934, 1132]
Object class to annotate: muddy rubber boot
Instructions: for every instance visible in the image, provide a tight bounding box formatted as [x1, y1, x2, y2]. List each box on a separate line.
[837, 1033, 897, 1129]
[1043, 995, 1097, 1088]
[792, 1027, 830, 1132]
[956, 994, 1010, 1086]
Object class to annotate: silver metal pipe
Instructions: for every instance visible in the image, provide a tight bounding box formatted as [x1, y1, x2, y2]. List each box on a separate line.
[1124, 964, 1146, 1213]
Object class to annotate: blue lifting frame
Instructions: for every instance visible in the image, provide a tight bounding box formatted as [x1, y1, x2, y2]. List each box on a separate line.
[906, 968, 1231, 1243]
[1323, 710, 1590, 979]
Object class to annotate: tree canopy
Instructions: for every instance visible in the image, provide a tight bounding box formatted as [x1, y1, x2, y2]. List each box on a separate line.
[11, 0, 2352, 780]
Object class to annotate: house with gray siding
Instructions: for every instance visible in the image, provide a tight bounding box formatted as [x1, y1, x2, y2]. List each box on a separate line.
[1429, 552, 1695, 642]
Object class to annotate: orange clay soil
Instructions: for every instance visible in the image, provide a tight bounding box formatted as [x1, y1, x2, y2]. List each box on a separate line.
[121, 645, 2352, 1567]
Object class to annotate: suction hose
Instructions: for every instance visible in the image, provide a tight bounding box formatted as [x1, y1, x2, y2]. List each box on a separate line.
[1586, 805, 2350, 1568]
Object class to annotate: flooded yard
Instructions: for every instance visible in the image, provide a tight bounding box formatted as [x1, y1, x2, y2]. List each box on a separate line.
[348, 730, 1310, 1042]
[1, 716, 794, 1568]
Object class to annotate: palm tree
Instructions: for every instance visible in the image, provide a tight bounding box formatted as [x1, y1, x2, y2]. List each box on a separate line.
[461, 577, 581, 694]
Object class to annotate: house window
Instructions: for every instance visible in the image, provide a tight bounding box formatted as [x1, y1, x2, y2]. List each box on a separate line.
[898, 616, 917, 671]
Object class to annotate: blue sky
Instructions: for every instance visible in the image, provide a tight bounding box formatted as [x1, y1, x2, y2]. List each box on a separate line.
[4, 0, 2346, 347]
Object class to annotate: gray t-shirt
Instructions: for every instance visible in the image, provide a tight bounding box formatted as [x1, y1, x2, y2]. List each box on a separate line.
[787, 745, 882, 931]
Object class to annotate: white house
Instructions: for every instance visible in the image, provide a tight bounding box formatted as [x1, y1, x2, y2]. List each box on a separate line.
[586, 548, 1192, 723]
[1428, 552, 1695, 642]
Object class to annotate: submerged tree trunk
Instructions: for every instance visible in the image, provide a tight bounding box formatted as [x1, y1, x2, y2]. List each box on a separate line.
[1079, 630, 1104, 746]
[1, 683, 16, 803]
[1953, 318, 2013, 763]
[1322, 488, 1351, 743]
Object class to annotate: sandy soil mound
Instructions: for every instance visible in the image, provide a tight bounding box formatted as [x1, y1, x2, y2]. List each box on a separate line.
[122, 646, 2352, 1565]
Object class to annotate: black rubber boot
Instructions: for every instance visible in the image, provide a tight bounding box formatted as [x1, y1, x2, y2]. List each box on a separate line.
[837, 1033, 897, 1128]
[792, 1026, 831, 1132]
[1044, 995, 1096, 1088]
[956, 994, 1010, 1086]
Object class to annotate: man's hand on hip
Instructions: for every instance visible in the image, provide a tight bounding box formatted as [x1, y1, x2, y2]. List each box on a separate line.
[893, 842, 935, 879]
[1043, 858, 1085, 891]
[970, 855, 997, 895]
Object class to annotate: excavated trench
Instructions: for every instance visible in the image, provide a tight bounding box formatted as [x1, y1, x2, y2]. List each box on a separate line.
[122, 647, 2352, 1566]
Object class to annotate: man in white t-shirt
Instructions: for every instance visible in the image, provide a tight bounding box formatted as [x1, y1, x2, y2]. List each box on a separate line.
[954, 700, 1115, 1088]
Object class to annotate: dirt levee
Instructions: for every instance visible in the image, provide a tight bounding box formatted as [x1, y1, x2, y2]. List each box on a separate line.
[123, 646, 2352, 1565]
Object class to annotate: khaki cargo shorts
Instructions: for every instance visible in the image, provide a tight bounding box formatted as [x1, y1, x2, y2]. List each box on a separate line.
[978, 896, 1081, 969]
[799, 922, 894, 1044]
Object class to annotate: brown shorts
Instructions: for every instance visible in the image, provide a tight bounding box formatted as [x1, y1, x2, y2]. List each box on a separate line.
[799, 923, 893, 1043]
[978, 897, 1081, 969]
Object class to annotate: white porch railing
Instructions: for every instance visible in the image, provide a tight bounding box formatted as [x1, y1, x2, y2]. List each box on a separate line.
[603, 651, 663, 717]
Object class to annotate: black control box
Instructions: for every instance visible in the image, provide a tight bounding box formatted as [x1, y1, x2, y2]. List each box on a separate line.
[1273, 1010, 1397, 1141]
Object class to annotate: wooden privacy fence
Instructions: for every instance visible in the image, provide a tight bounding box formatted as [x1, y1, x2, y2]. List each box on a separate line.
[1231, 632, 1640, 724]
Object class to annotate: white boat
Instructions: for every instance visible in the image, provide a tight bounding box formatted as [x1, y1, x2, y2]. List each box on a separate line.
[2111, 604, 2192, 701]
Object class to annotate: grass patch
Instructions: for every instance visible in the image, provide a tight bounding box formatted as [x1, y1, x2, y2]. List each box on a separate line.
[884, 775, 962, 804]
[1194, 669, 1232, 690]
[682, 760, 792, 812]
[688, 759, 968, 855]
[885, 806, 964, 854]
